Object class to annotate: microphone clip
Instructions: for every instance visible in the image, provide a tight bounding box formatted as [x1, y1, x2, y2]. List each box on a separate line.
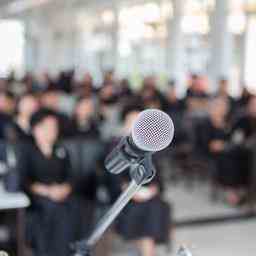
[129, 154, 156, 185]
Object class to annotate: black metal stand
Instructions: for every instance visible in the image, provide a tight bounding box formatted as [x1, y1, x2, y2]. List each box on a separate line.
[71, 155, 155, 256]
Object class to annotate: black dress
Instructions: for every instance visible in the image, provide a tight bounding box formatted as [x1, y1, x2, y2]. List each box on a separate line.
[19, 143, 81, 256]
[116, 171, 171, 244]
[231, 115, 256, 187]
[200, 119, 249, 187]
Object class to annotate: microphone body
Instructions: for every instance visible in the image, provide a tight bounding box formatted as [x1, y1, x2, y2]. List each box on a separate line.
[105, 136, 150, 174]
[104, 109, 174, 174]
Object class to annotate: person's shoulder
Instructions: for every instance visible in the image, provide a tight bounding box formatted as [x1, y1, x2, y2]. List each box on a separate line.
[236, 114, 250, 126]
[15, 141, 36, 159]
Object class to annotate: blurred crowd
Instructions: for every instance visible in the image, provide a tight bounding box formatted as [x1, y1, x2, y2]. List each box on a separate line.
[0, 70, 256, 256]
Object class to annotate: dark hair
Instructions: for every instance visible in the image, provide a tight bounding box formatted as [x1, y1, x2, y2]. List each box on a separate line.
[0, 90, 15, 99]
[219, 78, 228, 84]
[191, 73, 199, 80]
[30, 108, 59, 130]
[168, 79, 176, 87]
[121, 102, 144, 122]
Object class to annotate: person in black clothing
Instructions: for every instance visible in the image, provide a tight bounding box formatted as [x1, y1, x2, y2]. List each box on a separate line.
[56, 70, 74, 93]
[116, 105, 172, 256]
[0, 91, 15, 140]
[231, 96, 256, 206]
[140, 76, 167, 110]
[186, 74, 209, 99]
[235, 86, 253, 112]
[232, 96, 256, 140]
[2, 94, 40, 192]
[64, 97, 106, 237]
[118, 78, 133, 99]
[72, 97, 100, 138]
[9, 93, 40, 143]
[198, 98, 231, 183]
[0, 78, 8, 91]
[198, 97, 249, 205]
[71, 96, 103, 209]
[164, 80, 185, 130]
[40, 89, 74, 138]
[216, 78, 237, 123]
[18, 109, 81, 256]
[75, 73, 95, 98]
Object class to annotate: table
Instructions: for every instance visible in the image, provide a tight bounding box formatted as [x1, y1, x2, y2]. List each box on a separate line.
[0, 190, 30, 256]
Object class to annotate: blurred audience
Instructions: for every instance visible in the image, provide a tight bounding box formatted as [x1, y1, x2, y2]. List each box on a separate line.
[0, 70, 256, 256]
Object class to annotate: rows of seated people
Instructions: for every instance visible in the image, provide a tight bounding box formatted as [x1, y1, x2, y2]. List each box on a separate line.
[0, 71, 255, 256]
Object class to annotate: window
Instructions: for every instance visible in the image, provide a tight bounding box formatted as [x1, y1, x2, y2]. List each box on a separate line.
[0, 20, 24, 77]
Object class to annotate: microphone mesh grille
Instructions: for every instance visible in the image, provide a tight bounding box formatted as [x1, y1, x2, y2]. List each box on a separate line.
[132, 109, 174, 152]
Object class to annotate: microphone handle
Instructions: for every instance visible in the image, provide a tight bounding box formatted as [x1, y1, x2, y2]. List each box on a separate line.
[105, 136, 145, 174]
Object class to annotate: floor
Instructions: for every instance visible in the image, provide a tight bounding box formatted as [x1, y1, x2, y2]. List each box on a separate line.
[165, 182, 242, 222]
[173, 220, 256, 256]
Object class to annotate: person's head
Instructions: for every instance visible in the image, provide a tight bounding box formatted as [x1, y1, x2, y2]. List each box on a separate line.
[0, 78, 7, 91]
[99, 83, 118, 104]
[247, 96, 256, 118]
[17, 93, 40, 119]
[40, 90, 60, 111]
[30, 109, 59, 146]
[23, 73, 35, 92]
[143, 95, 161, 109]
[218, 78, 229, 95]
[121, 104, 144, 135]
[142, 76, 157, 91]
[188, 73, 199, 88]
[74, 97, 95, 123]
[76, 73, 93, 97]
[166, 80, 177, 102]
[120, 78, 130, 89]
[209, 97, 229, 122]
[141, 76, 159, 102]
[103, 70, 115, 85]
[83, 72, 93, 87]
[0, 91, 15, 115]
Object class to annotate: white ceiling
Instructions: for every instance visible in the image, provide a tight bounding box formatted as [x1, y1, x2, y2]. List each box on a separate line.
[0, 0, 58, 18]
[0, 0, 21, 9]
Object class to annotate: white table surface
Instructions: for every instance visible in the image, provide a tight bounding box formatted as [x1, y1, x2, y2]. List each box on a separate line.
[0, 186, 30, 210]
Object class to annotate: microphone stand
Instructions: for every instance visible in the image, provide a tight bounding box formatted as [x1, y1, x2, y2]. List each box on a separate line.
[72, 155, 155, 256]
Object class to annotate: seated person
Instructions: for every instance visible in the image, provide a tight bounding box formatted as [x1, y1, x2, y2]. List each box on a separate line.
[231, 96, 256, 206]
[0, 91, 15, 140]
[199, 97, 249, 205]
[18, 109, 81, 256]
[116, 105, 172, 256]
[8, 93, 40, 143]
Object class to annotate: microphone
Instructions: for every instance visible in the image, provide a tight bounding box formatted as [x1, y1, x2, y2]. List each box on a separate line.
[105, 109, 174, 174]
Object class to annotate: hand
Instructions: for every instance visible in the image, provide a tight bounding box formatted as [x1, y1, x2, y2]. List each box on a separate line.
[48, 184, 72, 202]
[133, 185, 158, 203]
[209, 140, 225, 153]
[31, 183, 50, 197]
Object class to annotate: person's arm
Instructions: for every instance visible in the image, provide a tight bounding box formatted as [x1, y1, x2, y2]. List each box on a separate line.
[16, 143, 34, 194]
[30, 182, 51, 197]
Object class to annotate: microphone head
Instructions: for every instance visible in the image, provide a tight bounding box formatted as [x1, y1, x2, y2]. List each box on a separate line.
[131, 109, 174, 152]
